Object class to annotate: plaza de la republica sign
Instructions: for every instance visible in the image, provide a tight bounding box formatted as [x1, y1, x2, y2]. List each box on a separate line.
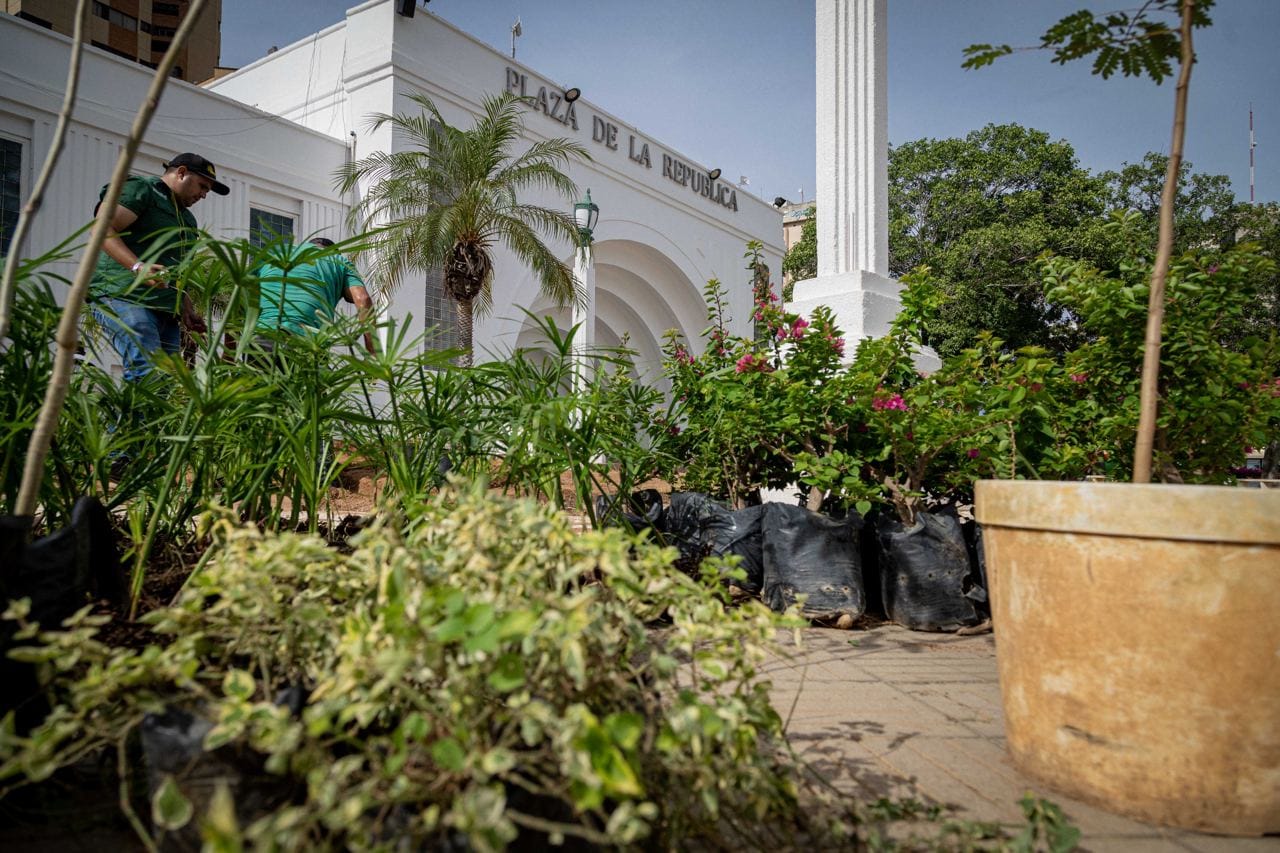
[505, 68, 738, 213]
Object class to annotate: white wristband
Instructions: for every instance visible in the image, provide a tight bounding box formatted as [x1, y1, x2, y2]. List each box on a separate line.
[130, 261, 143, 273]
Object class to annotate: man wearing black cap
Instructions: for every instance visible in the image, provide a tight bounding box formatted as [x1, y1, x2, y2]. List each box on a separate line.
[89, 152, 229, 382]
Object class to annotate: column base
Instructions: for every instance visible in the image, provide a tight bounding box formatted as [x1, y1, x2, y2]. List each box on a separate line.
[788, 270, 939, 371]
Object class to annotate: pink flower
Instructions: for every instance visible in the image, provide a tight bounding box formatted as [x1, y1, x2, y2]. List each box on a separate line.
[832, 337, 846, 357]
[967, 448, 980, 459]
[735, 353, 754, 373]
[790, 317, 810, 340]
[1239, 382, 1251, 390]
[1208, 264, 1219, 274]
[1030, 383, 1043, 393]
[1070, 373, 1087, 383]
[735, 353, 772, 374]
[673, 345, 691, 365]
[872, 393, 908, 412]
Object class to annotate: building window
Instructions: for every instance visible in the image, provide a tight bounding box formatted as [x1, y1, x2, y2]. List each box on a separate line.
[249, 208, 295, 248]
[92, 2, 110, 21]
[152, 40, 172, 54]
[152, 25, 177, 37]
[91, 40, 136, 62]
[1, 138, 22, 255]
[16, 11, 54, 28]
[153, 2, 180, 15]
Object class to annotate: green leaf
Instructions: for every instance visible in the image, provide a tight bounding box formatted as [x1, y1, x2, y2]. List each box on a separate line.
[431, 737, 467, 772]
[222, 669, 255, 700]
[486, 653, 525, 693]
[152, 775, 194, 831]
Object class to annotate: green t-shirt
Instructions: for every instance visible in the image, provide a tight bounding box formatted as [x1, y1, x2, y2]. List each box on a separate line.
[88, 175, 197, 312]
[255, 244, 365, 336]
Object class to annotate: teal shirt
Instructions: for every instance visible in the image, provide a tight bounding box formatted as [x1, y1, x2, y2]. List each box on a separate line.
[255, 244, 365, 336]
[88, 175, 197, 313]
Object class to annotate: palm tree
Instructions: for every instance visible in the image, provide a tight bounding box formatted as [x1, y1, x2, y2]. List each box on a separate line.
[337, 91, 589, 365]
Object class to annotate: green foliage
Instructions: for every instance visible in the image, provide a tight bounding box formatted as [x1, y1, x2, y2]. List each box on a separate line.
[1011, 795, 1082, 853]
[888, 124, 1113, 360]
[963, 1, 1215, 82]
[1102, 151, 1237, 252]
[658, 246, 853, 508]
[0, 483, 859, 849]
[781, 207, 816, 285]
[660, 254, 1055, 522]
[336, 91, 590, 362]
[1042, 230, 1280, 482]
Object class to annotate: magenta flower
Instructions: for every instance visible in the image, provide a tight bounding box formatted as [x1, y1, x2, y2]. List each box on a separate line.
[735, 353, 772, 374]
[967, 448, 980, 459]
[790, 317, 810, 340]
[1070, 373, 1088, 383]
[832, 337, 846, 357]
[872, 394, 908, 412]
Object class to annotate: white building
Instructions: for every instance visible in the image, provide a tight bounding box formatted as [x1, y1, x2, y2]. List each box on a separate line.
[1, 1, 782, 377]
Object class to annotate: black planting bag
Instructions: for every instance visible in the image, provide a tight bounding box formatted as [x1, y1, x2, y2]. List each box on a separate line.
[761, 503, 865, 619]
[663, 492, 730, 570]
[1, 497, 123, 732]
[703, 504, 765, 593]
[877, 511, 983, 632]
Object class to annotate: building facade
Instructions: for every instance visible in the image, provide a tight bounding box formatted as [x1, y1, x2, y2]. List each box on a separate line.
[2, 0, 782, 380]
[5, 0, 222, 83]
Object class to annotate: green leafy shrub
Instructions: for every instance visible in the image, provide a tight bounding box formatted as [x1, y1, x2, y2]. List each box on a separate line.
[1043, 226, 1280, 482]
[0, 482, 856, 850]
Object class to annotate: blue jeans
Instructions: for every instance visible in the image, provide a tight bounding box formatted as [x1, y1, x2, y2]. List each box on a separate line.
[92, 298, 181, 382]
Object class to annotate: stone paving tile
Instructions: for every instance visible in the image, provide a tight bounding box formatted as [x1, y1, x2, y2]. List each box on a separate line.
[768, 624, 1274, 850]
[1178, 837, 1280, 852]
[1078, 838, 1199, 852]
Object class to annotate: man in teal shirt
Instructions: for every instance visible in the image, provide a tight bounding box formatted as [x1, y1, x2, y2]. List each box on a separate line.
[89, 152, 227, 381]
[254, 238, 376, 355]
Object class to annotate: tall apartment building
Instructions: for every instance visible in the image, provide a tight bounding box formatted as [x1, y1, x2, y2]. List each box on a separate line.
[5, 0, 221, 82]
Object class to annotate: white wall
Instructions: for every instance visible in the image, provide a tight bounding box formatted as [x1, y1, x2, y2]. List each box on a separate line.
[208, 0, 784, 375]
[0, 13, 349, 277]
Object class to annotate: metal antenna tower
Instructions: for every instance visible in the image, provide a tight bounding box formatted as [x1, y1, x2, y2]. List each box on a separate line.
[1250, 104, 1256, 203]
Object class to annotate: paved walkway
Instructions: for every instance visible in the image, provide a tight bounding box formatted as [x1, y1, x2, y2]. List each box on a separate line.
[765, 625, 1276, 852]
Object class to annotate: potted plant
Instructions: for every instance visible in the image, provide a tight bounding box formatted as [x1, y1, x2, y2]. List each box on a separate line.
[968, 1, 1280, 834]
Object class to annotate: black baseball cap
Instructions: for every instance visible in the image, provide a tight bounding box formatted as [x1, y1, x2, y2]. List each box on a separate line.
[165, 153, 230, 195]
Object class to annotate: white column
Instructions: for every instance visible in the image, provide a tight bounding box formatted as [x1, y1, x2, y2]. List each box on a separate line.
[817, 0, 888, 278]
[571, 244, 596, 387]
[790, 0, 937, 370]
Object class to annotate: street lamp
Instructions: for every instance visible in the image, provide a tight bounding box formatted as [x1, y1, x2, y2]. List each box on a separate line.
[574, 189, 599, 246]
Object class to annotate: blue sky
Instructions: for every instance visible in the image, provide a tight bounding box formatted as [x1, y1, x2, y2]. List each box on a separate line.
[222, 1, 1280, 205]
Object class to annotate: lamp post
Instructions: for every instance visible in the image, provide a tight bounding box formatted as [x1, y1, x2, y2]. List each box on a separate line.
[571, 190, 599, 391]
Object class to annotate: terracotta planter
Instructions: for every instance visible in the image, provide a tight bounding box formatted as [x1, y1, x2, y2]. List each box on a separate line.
[974, 480, 1280, 836]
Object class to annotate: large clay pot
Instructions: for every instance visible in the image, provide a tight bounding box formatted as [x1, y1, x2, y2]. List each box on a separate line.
[974, 480, 1280, 836]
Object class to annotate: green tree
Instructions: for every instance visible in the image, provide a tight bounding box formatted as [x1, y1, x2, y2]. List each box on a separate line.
[1103, 152, 1237, 251]
[887, 123, 1111, 360]
[781, 207, 816, 288]
[338, 91, 589, 365]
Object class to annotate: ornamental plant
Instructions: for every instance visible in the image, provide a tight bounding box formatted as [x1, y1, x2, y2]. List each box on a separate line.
[658, 243, 854, 508]
[0, 483, 849, 850]
[1041, 217, 1280, 482]
[797, 272, 1060, 523]
[659, 247, 1058, 522]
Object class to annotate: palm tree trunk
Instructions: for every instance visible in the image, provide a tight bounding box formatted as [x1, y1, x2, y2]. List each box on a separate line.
[1132, 0, 1195, 483]
[456, 298, 474, 368]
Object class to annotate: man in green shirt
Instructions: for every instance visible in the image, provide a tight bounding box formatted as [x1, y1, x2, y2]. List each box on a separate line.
[89, 152, 228, 381]
[254, 238, 376, 355]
